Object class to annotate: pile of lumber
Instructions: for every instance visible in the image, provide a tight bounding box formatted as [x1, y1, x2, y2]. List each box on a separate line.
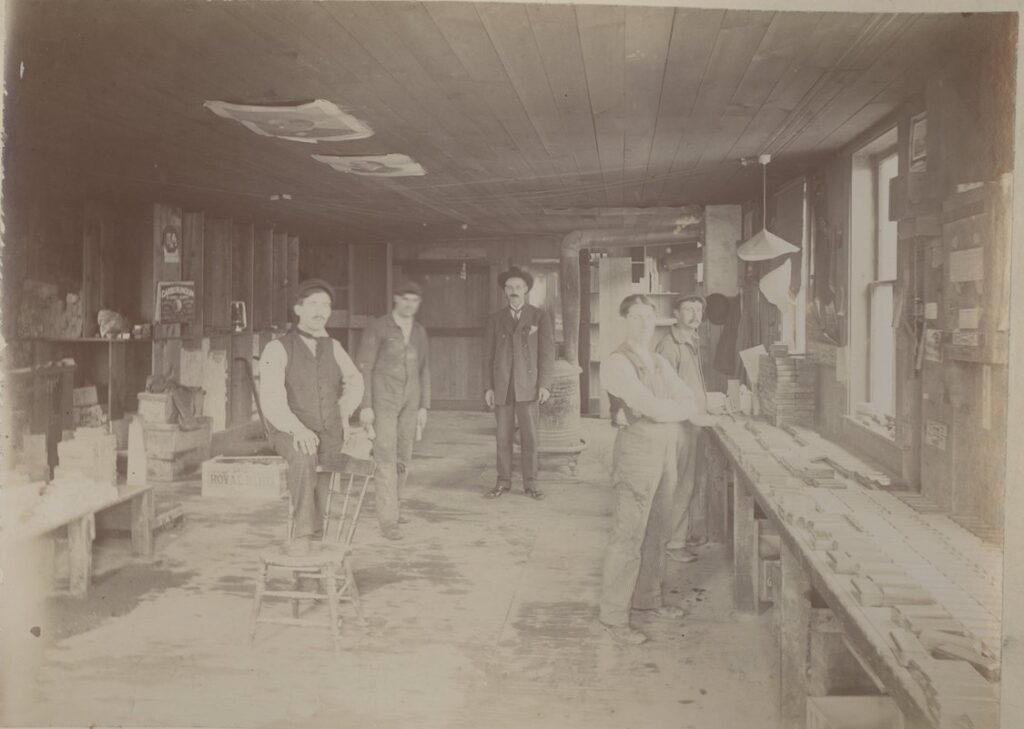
[757, 345, 816, 427]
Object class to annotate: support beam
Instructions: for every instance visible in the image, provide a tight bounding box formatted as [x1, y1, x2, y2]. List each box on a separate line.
[67, 514, 94, 597]
[780, 541, 813, 729]
[130, 489, 155, 558]
[733, 473, 759, 612]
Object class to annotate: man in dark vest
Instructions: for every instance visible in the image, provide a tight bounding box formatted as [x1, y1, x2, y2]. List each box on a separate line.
[598, 294, 718, 644]
[482, 267, 555, 500]
[258, 279, 364, 556]
[356, 281, 431, 541]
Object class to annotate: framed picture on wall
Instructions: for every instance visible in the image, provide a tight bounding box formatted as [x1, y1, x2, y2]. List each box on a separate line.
[910, 113, 928, 171]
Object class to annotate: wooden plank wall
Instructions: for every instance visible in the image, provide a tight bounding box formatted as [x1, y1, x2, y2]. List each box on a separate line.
[272, 231, 289, 327]
[232, 223, 254, 333]
[182, 212, 206, 339]
[802, 17, 1013, 535]
[252, 228, 274, 332]
[203, 218, 234, 335]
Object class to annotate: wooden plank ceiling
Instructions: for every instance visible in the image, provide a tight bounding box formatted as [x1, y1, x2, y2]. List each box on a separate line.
[3, 1, 968, 244]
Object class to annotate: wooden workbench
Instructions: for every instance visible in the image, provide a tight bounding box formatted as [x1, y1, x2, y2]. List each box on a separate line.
[705, 416, 1001, 729]
[8, 482, 156, 596]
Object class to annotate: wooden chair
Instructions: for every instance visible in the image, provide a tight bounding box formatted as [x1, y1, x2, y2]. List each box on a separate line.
[249, 452, 375, 651]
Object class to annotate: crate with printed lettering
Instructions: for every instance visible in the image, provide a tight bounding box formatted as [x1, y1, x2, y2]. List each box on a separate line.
[201, 456, 288, 499]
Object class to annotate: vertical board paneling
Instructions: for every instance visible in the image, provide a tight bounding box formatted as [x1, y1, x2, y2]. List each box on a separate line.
[252, 228, 274, 331]
[203, 218, 233, 334]
[232, 223, 254, 332]
[182, 212, 205, 339]
[272, 231, 289, 327]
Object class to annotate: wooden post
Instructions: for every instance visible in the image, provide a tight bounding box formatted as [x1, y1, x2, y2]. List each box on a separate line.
[232, 223, 255, 333]
[733, 472, 759, 612]
[779, 540, 812, 728]
[706, 438, 728, 543]
[67, 514, 95, 596]
[130, 489, 155, 558]
[578, 249, 591, 410]
[182, 212, 205, 339]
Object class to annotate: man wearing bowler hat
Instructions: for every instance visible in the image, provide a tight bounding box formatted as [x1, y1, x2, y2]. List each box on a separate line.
[482, 267, 555, 499]
[259, 279, 364, 556]
[356, 281, 431, 540]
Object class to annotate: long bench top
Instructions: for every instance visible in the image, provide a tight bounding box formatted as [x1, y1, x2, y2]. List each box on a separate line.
[5, 482, 154, 542]
[711, 416, 1001, 729]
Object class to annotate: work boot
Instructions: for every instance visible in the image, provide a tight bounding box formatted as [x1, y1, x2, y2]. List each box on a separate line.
[666, 547, 698, 563]
[524, 480, 545, 500]
[285, 537, 311, 557]
[382, 525, 403, 541]
[397, 514, 411, 525]
[600, 621, 648, 645]
[634, 605, 687, 620]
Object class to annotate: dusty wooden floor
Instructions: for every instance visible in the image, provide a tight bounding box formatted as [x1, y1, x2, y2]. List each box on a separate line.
[5, 412, 779, 728]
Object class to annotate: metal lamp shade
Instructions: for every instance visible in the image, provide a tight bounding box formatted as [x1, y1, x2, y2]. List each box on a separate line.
[736, 227, 800, 261]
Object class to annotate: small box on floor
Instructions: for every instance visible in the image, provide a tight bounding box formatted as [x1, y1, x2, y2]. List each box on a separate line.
[201, 456, 288, 499]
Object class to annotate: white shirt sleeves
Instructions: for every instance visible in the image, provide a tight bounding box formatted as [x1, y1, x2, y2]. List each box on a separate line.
[601, 351, 697, 423]
[258, 339, 307, 435]
[257, 337, 365, 434]
[333, 340, 364, 422]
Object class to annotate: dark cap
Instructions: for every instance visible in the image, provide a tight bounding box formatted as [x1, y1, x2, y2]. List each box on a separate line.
[394, 280, 423, 298]
[293, 278, 335, 306]
[498, 267, 534, 291]
[672, 294, 707, 312]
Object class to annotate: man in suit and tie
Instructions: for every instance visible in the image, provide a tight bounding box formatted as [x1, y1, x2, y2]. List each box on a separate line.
[482, 267, 555, 500]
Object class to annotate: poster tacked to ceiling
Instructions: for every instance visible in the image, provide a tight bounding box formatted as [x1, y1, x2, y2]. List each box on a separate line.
[203, 99, 373, 143]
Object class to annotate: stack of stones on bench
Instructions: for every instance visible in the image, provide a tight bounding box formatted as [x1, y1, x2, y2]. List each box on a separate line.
[758, 345, 816, 427]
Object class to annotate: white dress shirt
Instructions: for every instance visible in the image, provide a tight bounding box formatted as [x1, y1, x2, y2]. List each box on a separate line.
[600, 342, 697, 423]
[258, 335, 364, 435]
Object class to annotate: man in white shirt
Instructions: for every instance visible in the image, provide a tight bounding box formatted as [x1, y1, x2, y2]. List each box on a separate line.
[356, 281, 431, 540]
[598, 294, 718, 645]
[258, 279, 363, 556]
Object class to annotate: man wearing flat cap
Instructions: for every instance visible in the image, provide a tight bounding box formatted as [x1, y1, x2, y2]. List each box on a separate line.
[655, 294, 723, 563]
[259, 279, 364, 556]
[482, 267, 555, 500]
[356, 280, 430, 540]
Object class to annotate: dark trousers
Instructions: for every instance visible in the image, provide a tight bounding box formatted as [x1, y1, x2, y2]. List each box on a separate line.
[494, 382, 540, 487]
[271, 426, 345, 540]
[372, 385, 419, 529]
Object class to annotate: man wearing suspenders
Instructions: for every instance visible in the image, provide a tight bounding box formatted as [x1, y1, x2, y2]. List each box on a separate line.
[598, 294, 718, 644]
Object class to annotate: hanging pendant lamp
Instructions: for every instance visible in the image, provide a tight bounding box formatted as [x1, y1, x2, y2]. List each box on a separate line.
[736, 154, 800, 262]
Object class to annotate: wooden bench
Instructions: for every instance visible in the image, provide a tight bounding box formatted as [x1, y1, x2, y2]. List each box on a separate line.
[10, 482, 156, 596]
[703, 417, 1001, 729]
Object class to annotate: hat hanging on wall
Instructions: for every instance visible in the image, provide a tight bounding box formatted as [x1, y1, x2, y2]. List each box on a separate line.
[736, 154, 800, 262]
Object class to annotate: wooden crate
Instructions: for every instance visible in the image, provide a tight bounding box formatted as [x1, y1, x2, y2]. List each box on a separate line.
[201, 456, 288, 499]
[806, 696, 903, 729]
[147, 446, 208, 482]
[142, 417, 212, 459]
[137, 392, 175, 423]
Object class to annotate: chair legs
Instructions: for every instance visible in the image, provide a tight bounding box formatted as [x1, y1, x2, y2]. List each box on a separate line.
[323, 571, 342, 652]
[250, 561, 268, 645]
[342, 557, 367, 627]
